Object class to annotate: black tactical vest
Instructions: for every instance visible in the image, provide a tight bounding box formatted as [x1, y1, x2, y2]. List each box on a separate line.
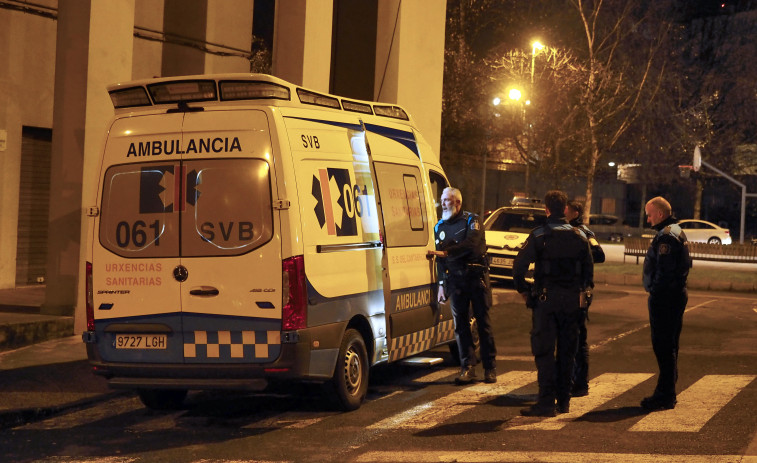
[534, 224, 586, 288]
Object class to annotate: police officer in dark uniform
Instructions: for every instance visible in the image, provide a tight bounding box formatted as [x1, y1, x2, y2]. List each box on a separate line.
[565, 200, 605, 397]
[513, 191, 593, 416]
[641, 196, 691, 411]
[429, 187, 497, 384]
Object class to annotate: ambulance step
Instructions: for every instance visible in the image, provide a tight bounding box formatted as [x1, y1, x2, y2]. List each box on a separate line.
[400, 357, 444, 367]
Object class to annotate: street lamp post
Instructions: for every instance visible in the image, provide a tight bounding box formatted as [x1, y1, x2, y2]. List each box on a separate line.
[483, 97, 505, 218]
[507, 89, 529, 194]
[531, 41, 543, 85]
[526, 41, 544, 196]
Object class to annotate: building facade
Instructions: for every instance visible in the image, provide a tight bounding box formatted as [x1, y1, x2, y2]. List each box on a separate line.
[0, 0, 447, 332]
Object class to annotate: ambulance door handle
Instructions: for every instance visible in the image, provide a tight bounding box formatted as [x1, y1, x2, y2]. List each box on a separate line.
[189, 286, 220, 297]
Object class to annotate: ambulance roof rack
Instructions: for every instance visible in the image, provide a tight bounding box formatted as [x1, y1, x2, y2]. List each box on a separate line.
[107, 74, 410, 121]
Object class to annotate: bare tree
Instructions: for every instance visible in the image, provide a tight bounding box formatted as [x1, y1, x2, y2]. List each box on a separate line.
[442, 0, 511, 212]
[569, 0, 670, 222]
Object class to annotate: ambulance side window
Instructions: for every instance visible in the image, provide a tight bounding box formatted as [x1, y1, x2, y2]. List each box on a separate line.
[375, 162, 427, 247]
[428, 170, 448, 223]
[100, 163, 180, 258]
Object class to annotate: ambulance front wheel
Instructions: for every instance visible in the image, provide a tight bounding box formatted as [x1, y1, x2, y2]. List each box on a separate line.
[137, 389, 187, 410]
[331, 328, 369, 411]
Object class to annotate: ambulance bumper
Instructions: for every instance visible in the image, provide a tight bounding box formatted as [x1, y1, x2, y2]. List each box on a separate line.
[84, 322, 347, 389]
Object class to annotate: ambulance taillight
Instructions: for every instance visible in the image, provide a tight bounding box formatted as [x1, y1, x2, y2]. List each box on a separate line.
[282, 255, 307, 330]
[85, 261, 94, 331]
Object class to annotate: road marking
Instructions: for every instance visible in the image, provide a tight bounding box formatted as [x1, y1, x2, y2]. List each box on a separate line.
[279, 416, 325, 429]
[630, 374, 756, 432]
[367, 370, 536, 430]
[18, 395, 141, 430]
[508, 372, 653, 431]
[373, 390, 403, 401]
[412, 368, 457, 383]
[589, 300, 715, 351]
[496, 355, 534, 362]
[353, 450, 757, 462]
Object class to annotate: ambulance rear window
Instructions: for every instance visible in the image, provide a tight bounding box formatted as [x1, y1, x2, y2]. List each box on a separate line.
[100, 159, 273, 258]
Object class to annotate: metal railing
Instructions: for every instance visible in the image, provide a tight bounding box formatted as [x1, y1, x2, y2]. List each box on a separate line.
[624, 237, 757, 264]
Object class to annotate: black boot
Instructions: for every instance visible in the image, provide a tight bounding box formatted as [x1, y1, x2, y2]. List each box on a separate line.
[520, 401, 556, 417]
[454, 365, 476, 385]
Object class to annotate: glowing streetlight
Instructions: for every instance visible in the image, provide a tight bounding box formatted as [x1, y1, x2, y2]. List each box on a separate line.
[508, 88, 522, 101]
[531, 41, 544, 84]
[492, 96, 501, 106]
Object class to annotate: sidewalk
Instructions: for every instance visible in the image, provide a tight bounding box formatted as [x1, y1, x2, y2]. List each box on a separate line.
[0, 285, 74, 352]
[0, 285, 108, 429]
[0, 334, 116, 429]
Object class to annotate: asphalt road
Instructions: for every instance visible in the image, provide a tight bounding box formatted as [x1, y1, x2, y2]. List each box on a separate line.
[1, 283, 755, 463]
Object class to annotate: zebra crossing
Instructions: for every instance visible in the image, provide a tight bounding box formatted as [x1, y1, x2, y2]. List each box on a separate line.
[14, 369, 755, 435]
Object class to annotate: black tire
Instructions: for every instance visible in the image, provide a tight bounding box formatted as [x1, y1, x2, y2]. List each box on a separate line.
[137, 389, 188, 410]
[707, 237, 721, 245]
[330, 328, 369, 411]
[447, 317, 481, 366]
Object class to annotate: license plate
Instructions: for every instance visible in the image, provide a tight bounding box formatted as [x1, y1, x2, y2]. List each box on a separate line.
[491, 256, 513, 267]
[115, 334, 167, 349]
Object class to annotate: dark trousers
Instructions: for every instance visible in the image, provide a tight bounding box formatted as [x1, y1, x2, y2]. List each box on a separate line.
[449, 273, 496, 370]
[648, 289, 687, 399]
[573, 310, 589, 389]
[531, 287, 581, 405]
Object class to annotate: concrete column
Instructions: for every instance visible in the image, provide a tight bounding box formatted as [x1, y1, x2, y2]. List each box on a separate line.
[272, 0, 333, 91]
[0, 8, 56, 289]
[162, 0, 206, 76]
[204, 0, 254, 73]
[133, 0, 165, 80]
[0, 14, 22, 289]
[45, 1, 135, 324]
[375, 0, 446, 156]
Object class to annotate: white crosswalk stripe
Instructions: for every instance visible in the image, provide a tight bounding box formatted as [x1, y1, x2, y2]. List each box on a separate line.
[9, 371, 754, 436]
[17, 395, 142, 430]
[354, 450, 757, 463]
[367, 370, 537, 430]
[411, 367, 458, 384]
[508, 372, 654, 431]
[630, 374, 756, 432]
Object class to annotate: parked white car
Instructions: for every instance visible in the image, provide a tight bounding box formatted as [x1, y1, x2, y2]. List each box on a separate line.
[678, 219, 732, 245]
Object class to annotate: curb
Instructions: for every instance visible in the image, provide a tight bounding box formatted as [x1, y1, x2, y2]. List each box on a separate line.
[0, 317, 74, 352]
[0, 390, 127, 431]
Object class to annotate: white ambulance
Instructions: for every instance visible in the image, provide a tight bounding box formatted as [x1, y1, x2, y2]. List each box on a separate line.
[82, 74, 455, 410]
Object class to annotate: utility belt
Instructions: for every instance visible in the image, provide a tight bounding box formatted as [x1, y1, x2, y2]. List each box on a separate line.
[449, 261, 488, 279]
[525, 284, 592, 310]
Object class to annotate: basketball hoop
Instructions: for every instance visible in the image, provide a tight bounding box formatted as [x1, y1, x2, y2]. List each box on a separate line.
[679, 165, 692, 179]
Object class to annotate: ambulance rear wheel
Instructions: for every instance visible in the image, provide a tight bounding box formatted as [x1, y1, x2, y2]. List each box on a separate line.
[331, 328, 369, 411]
[447, 317, 481, 365]
[137, 389, 187, 410]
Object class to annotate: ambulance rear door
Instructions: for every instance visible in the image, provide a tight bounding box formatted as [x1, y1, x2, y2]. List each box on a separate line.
[178, 109, 282, 365]
[92, 113, 185, 364]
